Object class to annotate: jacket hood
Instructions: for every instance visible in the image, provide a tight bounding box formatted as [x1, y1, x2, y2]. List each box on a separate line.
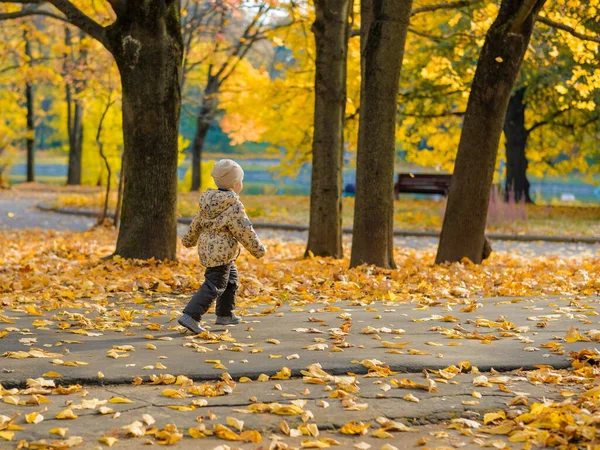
[198, 189, 239, 219]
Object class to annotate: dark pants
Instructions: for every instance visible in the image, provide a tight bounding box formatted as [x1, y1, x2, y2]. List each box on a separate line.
[183, 262, 239, 320]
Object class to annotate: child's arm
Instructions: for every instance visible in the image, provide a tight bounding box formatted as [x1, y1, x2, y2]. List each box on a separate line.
[182, 213, 204, 248]
[228, 202, 267, 259]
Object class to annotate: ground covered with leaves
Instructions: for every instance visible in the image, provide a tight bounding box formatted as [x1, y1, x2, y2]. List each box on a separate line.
[3, 228, 600, 307]
[1, 227, 600, 448]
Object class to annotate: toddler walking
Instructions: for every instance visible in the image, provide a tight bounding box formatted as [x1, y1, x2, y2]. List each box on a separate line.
[179, 159, 266, 334]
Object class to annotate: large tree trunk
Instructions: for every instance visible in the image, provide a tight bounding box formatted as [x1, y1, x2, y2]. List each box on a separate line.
[349, 0, 413, 269]
[436, 0, 546, 264]
[504, 87, 532, 203]
[190, 75, 219, 192]
[305, 0, 350, 259]
[110, 2, 183, 260]
[25, 32, 35, 182]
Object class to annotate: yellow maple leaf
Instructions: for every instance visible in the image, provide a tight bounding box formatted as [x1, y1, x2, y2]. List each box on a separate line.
[339, 421, 370, 435]
[565, 326, 589, 343]
[272, 367, 292, 380]
[99, 436, 118, 447]
[56, 409, 77, 420]
[49, 428, 69, 437]
[109, 397, 133, 403]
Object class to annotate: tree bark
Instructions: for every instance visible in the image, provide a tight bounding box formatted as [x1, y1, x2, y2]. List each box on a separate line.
[436, 0, 546, 264]
[110, 1, 184, 260]
[190, 75, 219, 192]
[24, 32, 35, 182]
[66, 84, 84, 185]
[305, 0, 350, 259]
[97, 99, 114, 224]
[114, 151, 125, 228]
[503, 87, 532, 203]
[65, 26, 84, 186]
[350, 0, 413, 269]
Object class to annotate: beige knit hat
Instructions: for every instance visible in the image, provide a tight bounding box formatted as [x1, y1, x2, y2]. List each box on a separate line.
[211, 159, 244, 190]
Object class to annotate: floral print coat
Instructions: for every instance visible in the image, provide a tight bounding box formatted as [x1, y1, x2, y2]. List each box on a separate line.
[182, 189, 266, 267]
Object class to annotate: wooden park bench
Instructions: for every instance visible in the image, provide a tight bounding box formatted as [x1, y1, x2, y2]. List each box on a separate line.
[394, 173, 452, 200]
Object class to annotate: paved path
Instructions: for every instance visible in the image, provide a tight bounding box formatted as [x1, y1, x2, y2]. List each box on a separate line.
[2, 194, 599, 257]
[1, 295, 596, 388]
[0, 196, 96, 232]
[2, 192, 599, 449]
[0, 372, 566, 449]
[1, 294, 596, 449]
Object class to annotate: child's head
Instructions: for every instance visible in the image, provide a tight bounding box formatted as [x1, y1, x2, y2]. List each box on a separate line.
[211, 159, 244, 194]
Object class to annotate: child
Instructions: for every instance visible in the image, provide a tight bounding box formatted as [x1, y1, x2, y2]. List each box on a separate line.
[178, 159, 266, 334]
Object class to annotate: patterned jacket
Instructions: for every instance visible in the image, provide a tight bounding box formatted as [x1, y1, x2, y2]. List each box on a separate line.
[182, 189, 266, 267]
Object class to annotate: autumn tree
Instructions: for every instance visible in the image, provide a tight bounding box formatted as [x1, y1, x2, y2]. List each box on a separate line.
[305, 0, 351, 259]
[436, 0, 548, 264]
[349, 0, 413, 269]
[349, 0, 483, 268]
[0, 40, 24, 187]
[64, 27, 87, 185]
[182, 0, 292, 191]
[397, 1, 599, 204]
[1, 0, 183, 260]
[503, 16, 600, 203]
[217, 2, 362, 177]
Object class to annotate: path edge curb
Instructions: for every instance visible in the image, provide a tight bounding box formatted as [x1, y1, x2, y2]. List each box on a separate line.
[37, 203, 600, 245]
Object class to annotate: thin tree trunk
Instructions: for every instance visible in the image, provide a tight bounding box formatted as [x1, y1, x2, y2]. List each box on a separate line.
[114, 151, 125, 228]
[190, 75, 219, 192]
[305, 0, 351, 259]
[65, 26, 84, 186]
[110, 2, 184, 260]
[350, 0, 413, 269]
[190, 109, 211, 191]
[97, 99, 114, 224]
[67, 99, 84, 185]
[504, 87, 532, 203]
[436, 0, 546, 264]
[24, 32, 35, 182]
[66, 89, 84, 185]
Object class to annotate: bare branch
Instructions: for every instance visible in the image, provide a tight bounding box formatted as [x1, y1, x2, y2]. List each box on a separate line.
[527, 107, 571, 134]
[400, 110, 466, 118]
[0, 7, 68, 22]
[510, 0, 539, 31]
[408, 26, 482, 41]
[537, 16, 600, 44]
[0, 0, 108, 48]
[47, 0, 106, 45]
[0, 55, 61, 73]
[213, 4, 269, 82]
[350, 0, 482, 37]
[552, 115, 599, 131]
[410, 0, 481, 16]
[0, 7, 69, 23]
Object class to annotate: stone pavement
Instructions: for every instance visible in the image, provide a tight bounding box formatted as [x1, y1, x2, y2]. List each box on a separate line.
[0, 373, 572, 449]
[0, 295, 597, 449]
[1, 296, 597, 387]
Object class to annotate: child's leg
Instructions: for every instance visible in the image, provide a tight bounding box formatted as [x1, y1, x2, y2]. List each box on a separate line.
[215, 262, 239, 317]
[183, 264, 231, 320]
